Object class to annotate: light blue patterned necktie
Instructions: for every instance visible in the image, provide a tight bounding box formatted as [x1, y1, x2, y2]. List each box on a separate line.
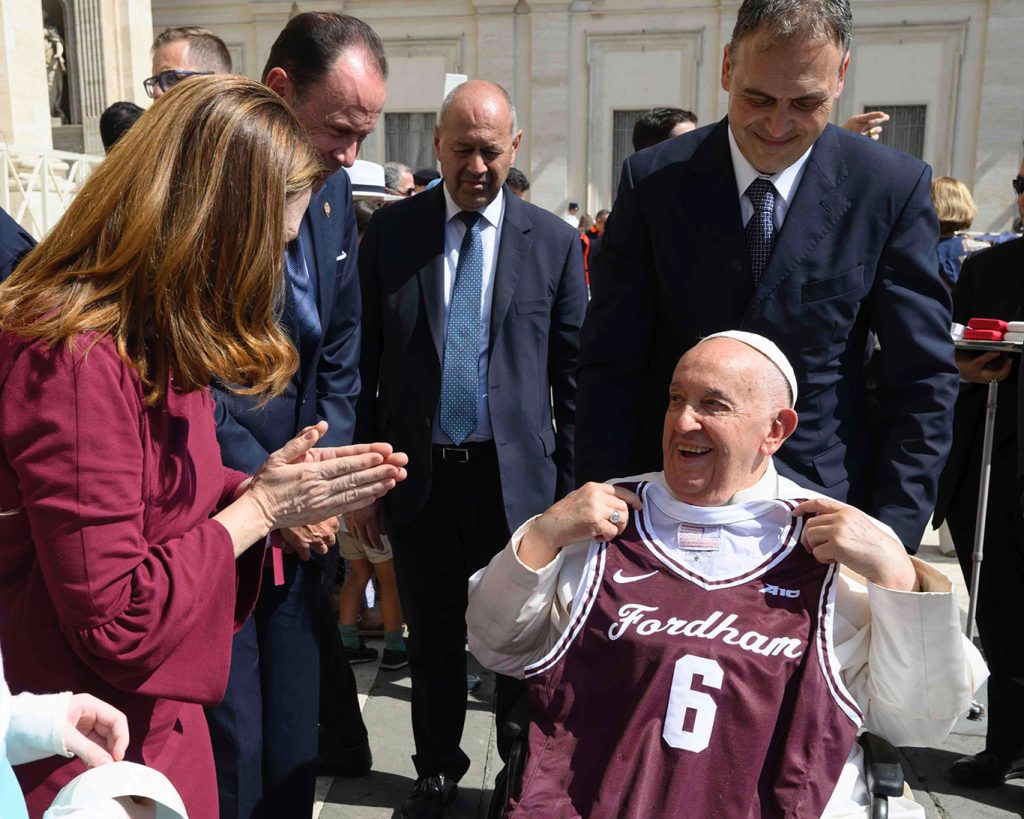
[745, 177, 777, 285]
[440, 211, 484, 445]
[285, 232, 321, 351]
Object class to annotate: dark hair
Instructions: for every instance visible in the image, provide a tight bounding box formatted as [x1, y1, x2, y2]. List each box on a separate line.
[632, 108, 699, 152]
[506, 167, 530, 193]
[262, 13, 387, 96]
[99, 101, 144, 152]
[152, 27, 232, 73]
[729, 0, 852, 57]
[354, 198, 387, 238]
[413, 168, 440, 187]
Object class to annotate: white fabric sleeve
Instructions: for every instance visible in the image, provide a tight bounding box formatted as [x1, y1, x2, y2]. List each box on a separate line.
[7, 690, 72, 766]
[467, 517, 589, 678]
[835, 557, 988, 748]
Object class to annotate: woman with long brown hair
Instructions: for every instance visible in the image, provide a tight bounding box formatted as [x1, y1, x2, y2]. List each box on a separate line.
[0, 75, 406, 817]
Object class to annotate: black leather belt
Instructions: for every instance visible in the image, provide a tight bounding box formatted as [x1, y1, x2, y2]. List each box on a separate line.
[433, 441, 496, 463]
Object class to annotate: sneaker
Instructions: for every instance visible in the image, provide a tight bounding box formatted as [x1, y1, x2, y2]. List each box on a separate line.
[380, 648, 409, 670]
[344, 643, 379, 664]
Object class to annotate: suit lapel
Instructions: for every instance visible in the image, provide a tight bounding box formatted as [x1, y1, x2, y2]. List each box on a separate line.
[677, 120, 748, 284]
[307, 177, 340, 329]
[416, 186, 448, 362]
[747, 125, 852, 316]
[489, 190, 532, 351]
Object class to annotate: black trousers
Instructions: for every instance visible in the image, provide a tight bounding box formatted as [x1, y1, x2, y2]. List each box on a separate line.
[946, 440, 1024, 759]
[389, 443, 525, 780]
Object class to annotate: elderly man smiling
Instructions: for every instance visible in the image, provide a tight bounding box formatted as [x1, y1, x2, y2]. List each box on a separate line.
[467, 331, 985, 819]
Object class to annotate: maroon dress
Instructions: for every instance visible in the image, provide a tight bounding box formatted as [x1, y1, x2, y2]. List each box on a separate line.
[511, 481, 861, 818]
[0, 332, 263, 818]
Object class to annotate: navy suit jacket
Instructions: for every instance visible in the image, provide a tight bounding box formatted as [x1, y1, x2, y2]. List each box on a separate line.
[0, 207, 35, 282]
[356, 184, 587, 532]
[576, 118, 958, 549]
[214, 169, 361, 473]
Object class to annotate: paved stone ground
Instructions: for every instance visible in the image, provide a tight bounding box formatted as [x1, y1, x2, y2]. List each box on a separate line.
[314, 531, 1024, 818]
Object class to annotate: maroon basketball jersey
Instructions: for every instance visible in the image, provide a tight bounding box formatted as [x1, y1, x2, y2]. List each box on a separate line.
[508, 480, 862, 819]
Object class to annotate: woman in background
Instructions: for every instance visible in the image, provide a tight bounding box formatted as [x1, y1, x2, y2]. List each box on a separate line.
[932, 176, 977, 289]
[0, 75, 406, 817]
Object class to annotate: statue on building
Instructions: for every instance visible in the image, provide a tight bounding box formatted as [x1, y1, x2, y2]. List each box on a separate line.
[44, 23, 67, 123]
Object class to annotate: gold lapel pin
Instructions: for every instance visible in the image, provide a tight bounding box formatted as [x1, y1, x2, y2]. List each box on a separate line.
[323, 201, 332, 218]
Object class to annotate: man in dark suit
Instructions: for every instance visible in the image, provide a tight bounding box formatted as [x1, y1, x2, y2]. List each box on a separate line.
[936, 236, 1024, 786]
[0, 206, 35, 282]
[207, 13, 388, 818]
[575, 0, 957, 550]
[348, 80, 587, 818]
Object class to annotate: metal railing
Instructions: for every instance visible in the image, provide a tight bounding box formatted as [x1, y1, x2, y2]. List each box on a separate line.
[0, 143, 104, 239]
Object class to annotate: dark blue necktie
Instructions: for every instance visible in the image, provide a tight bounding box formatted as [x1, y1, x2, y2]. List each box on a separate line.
[285, 233, 321, 351]
[745, 177, 777, 285]
[440, 211, 484, 445]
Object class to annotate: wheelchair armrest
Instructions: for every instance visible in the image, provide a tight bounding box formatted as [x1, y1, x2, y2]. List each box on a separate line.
[858, 731, 905, 798]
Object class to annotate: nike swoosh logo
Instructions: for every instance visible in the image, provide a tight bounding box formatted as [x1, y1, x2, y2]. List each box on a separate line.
[612, 569, 658, 584]
[336, 251, 347, 261]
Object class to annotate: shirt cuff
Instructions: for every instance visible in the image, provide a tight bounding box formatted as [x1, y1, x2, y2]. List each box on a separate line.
[7, 690, 72, 766]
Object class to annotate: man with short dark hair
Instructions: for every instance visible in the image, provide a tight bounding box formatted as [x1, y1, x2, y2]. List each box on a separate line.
[385, 161, 415, 196]
[576, 0, 957, 551]
[632, 107, 698, 152]
[350, 79, 586, 818]
[99, 101, 143, 152]
[206, 12, 387, 818]
[506, 166, 530, 198]
[146, 26, 231, 99]
[413, 167, 441, 192]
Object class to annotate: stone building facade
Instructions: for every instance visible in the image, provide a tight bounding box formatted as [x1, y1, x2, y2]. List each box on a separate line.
[148, 0, 1024, 231]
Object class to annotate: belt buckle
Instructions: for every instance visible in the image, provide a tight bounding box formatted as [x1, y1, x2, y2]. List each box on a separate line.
[443, 446, 470, 463]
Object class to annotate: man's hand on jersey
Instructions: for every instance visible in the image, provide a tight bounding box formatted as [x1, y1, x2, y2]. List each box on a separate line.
[793, 497, 919, 592]
[519, 483, 643, 570]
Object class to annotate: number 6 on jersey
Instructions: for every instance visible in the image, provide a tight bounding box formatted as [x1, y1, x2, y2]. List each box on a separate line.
[663, 654, 724, 752]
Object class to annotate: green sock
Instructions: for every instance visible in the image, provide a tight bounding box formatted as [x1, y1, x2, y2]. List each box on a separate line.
[384, 629, 406, 652]
[338, 623, 361, 649]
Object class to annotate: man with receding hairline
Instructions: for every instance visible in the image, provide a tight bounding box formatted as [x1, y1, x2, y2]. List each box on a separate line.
[469, 332, 983, 818]
[350, 79, 586, 818]
[576, 0, 957, 552]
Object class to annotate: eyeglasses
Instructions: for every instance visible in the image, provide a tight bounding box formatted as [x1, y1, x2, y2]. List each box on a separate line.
[1014, 176, 1024, 197]
[143, 69, 214, 99]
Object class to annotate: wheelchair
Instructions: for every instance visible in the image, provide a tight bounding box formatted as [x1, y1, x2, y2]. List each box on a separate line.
[490, 720, 906, 819]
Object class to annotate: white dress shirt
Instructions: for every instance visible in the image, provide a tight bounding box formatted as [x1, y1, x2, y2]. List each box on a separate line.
[728, 125, 813, 232]
[433, 186, 506, 445]
[467, 461, 987, 818]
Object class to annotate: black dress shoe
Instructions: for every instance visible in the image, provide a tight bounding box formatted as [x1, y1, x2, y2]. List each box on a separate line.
[401, 773, 458, 819]
[949, 751, 1024, 786]
[317, 731, 372, 777]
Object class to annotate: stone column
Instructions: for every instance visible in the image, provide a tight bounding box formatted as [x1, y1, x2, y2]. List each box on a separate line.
[525, 0, 570, 213]
[249, 1, 295, 78]
[972, 0, 1024, 232]
[0, 0, 52, 148]
[74, 0, 108, 154]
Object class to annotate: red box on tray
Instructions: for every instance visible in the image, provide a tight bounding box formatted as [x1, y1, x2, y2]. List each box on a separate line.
[968, 318, 1008, 332]
[963, 328, 1004, 341]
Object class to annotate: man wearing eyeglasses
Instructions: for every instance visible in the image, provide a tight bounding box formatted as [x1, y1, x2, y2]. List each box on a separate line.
[145, 27, 232, 100]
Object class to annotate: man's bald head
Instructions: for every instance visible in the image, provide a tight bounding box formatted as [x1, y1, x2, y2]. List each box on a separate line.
[434, 80, 523, 211]
[438, 80, 518, 135]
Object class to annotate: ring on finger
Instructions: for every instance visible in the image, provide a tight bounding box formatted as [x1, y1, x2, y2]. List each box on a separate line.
[608, 510, 623, 524]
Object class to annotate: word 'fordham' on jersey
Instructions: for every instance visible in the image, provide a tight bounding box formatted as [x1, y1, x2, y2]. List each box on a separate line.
[607, 604, 806, 659]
